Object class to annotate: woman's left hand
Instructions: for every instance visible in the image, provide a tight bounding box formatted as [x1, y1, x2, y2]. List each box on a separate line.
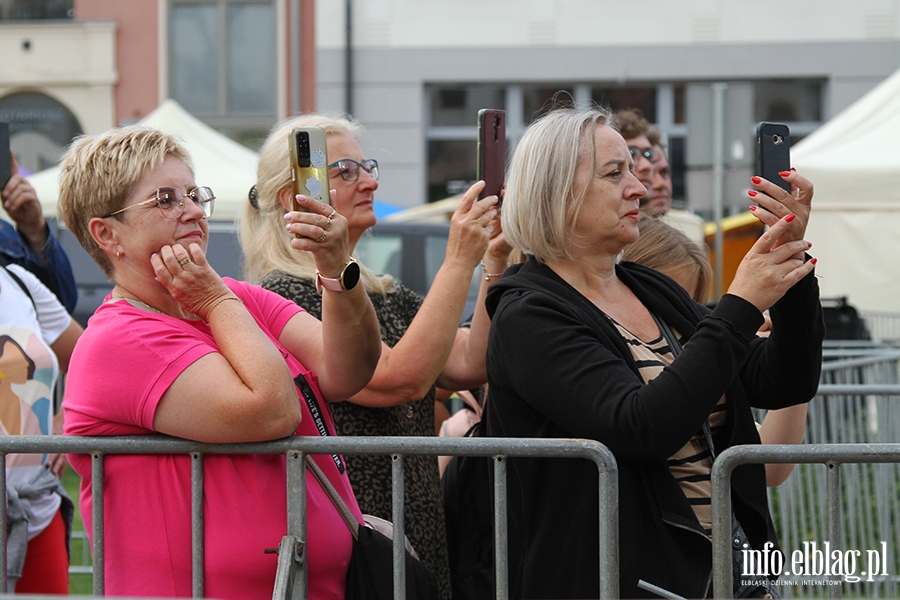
[284, 192, 352, 277]
[748, 169, 814, 248]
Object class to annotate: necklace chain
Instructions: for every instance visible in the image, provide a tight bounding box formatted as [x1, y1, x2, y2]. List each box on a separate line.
[111, 290, 165, 315]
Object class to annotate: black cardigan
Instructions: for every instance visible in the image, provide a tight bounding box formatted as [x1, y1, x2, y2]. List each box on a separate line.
[484, 259, 824, 599]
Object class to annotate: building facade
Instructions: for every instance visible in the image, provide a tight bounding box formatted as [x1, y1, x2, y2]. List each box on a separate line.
[1, 0, 899, 214]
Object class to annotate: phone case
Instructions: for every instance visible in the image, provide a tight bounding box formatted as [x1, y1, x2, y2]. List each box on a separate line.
[476, 109, 506, 201]
[755, 122, 791, 193]
[289, 126, 330, 211]
[0, 122, 11, 189]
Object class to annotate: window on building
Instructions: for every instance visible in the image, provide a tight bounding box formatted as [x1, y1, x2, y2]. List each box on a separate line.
[0, 0, 72, 20]
[430, 86, 505, 127]
[591, 86, 657, 121]
[523, 86, 574, 121]
[425, 80, 822, 212]
[0, 91, 82, 173]
[754, 80, 823, 123]
[169, 0, 275, 144]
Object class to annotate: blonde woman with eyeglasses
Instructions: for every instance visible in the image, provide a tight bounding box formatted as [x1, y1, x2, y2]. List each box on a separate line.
[57, 125, 381, 599]
[240, 114, 509, 598]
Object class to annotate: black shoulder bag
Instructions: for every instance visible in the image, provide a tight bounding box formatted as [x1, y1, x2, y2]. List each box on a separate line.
[305, 456, 439, 599]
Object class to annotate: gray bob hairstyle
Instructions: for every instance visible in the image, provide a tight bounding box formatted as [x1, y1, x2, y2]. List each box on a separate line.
[501, 106, 614, 262]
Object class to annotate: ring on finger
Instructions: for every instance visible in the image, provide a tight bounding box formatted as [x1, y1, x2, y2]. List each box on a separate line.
[179, 257, 192, 266]
[316, 231, 327, 243]
[324, 216, 332, 230]
[327, 208, 337, 220]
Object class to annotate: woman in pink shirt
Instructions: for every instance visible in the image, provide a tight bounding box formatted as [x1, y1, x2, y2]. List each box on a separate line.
[56, 126, 382, 599]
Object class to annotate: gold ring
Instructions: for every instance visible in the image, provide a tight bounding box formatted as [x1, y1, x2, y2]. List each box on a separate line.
[327, 208, 337, 220]
[324, 217, 332, 229]
[316, 231, 327, 243]
[179, 257, 192, 266]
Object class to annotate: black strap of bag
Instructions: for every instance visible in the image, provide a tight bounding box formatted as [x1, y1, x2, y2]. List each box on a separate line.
[304, 456, 439, 599]
[2, 264, 36, 309]
[652, 314, 777, 599]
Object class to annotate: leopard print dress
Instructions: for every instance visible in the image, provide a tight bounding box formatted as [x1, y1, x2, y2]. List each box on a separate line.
[260, 270, 451, 599]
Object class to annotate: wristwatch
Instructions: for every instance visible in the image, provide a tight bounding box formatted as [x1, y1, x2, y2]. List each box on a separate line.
[315, 258, 361, 294]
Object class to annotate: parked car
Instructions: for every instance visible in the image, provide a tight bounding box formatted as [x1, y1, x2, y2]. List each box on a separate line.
[355, 221, 482, 320]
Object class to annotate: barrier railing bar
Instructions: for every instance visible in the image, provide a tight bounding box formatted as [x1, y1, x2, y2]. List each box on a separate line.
[820, 352, 900, 372]
[817, 384, 900, 395]
[494, 455, 508, 600]
[711, 443, 900, 599]
[827, 461, 841, 600]
[0, 435, 617, 599]
[391, 454, 406, 600]
[287, 450, 307, 600]
[91, 452, 104, 596]
[191, 452, 204, 598]
[0, 452, 6, 592]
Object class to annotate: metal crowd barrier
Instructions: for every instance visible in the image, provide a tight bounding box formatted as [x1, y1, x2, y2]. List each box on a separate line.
[754, 340, 900, 599]
[0, 435, 618, 600]
[711, 443, 900, 600]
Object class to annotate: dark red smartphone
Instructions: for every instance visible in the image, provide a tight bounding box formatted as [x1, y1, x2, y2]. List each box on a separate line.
[755, 122, 791, 193]
[476, 109, 506, 203]
[0, 122, 11, 190]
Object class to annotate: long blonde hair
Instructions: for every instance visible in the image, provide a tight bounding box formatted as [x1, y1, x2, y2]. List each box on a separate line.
[239, 114, 392, 293]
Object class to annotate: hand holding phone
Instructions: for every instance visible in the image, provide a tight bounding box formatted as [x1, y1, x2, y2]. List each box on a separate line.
[755, 122, 791, 193]
[476, 109, 506, 203]
[289, 127, 330, 212]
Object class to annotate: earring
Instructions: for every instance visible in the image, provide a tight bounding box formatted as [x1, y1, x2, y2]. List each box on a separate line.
[116, 251, 121, 259]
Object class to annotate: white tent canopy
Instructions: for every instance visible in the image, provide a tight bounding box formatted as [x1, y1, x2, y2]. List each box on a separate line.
[792, 67, 900, 313]
[27, 99, 259, 222]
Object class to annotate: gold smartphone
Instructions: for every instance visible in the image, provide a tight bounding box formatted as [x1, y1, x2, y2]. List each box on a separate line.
[288, 126, 330, 211]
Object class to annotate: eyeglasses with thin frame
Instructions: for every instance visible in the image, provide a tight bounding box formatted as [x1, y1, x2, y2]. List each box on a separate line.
[628, 146, 657, 165]
[328, 159, 379, 182]
[105, 187, 216, 219]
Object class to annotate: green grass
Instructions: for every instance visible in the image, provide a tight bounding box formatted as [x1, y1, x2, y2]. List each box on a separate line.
[62, 467, 93, 594]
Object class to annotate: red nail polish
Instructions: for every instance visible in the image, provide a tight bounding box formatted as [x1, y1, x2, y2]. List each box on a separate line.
[790, 167, 796, 172]
[749, 205, 757, 212]
[748, 190, 758, 197]
[751, 176, 761, 185]
[807, 241, 812, 249]
[810, 258, 817, 265]
[785, 214, 796, 222]
[779, 171, 790, 177]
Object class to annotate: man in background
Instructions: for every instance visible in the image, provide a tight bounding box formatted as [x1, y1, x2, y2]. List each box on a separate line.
[614, 108, 705, 244]
[1, 153, 77, 312]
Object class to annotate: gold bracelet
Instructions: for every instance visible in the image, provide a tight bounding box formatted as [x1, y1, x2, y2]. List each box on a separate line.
[481, 261, 506, 281]
[203, 295, 244, 323]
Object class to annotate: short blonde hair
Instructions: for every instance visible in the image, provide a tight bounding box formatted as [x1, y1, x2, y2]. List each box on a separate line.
[239, 113, 391, 293]
[621, 215, 713, 304]
[58, 126, 192, 278]
[502, 106, 613, 262]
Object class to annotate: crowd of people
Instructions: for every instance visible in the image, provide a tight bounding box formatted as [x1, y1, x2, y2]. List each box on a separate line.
[0, 101, 824, 599]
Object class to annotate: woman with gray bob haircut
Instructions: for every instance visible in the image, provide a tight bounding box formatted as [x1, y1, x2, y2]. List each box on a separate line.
[485, 106, 824, 598]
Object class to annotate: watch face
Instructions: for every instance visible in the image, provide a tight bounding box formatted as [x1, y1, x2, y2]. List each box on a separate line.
[343, 260, 361, 291]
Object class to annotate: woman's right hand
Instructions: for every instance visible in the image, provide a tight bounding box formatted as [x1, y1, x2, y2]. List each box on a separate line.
[445, 181, 499, 272]
[284, 192, 353, 278]
[726, 213, 816, 313]
[151, 242, 233, 320]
